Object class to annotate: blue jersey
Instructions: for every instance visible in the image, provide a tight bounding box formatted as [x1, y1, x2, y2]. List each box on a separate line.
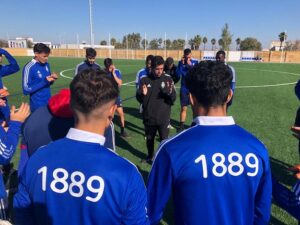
[136, 68, 149, 88]
[0, 48, 20, 120]
[14, 128, 149, 225]
[0, 121, 22, 198]
[147, 116, 272, 225]
[176, 59, 198, 94]
[22, 59, 52, 112]
[74, 61, 101, 76]
[108, 69, 122, 103]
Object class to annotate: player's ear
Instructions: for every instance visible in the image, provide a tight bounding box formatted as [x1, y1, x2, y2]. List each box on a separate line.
[106, 102, 117, 127]
[226, 89, 233, 103]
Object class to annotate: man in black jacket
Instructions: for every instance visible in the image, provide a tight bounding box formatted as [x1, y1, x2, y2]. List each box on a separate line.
[136, 56, 176, 164]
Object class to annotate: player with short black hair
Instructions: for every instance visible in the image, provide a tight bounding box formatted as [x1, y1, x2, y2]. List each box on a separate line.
[136, 56, 176, 164]
[176, 48, 198, 132]
[147, 61, 272, 225]
[22, 43, 58, 112]
[14, 69, 149, 225]
[104, 58, 129, 138]
[74, 48, 101, 75]
[135, 55, 154, 88]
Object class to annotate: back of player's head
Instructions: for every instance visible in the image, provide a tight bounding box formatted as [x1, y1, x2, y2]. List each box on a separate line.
[184, 48, 192, 56]
[216, 50, 226, 58]
[186, 61, 232, 107]
[70, 68, 119, 117]
[165, 57, 174, 67]
[151, 56, 164, 69]
[104, 58, 113, 69]
[86, 48, 97, 58]
[33, 43, 50, 54]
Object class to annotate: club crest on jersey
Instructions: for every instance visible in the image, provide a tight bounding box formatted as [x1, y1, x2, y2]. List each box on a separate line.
[147, 84, 151, 88]
[161, 82, 165, 89]
[37, 70, 42, 78]
[45, 66, 49, 72]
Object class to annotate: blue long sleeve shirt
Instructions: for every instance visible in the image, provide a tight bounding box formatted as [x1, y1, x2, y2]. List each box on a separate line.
[176, 59, 198, 93]
[22, 59, 52, 112]
[147, 116, 272, 225]
[0, 48, 20, 120]
[74, 61, 101, 76]
[14, 128, 149, 225]
[0, 121, 22, 198]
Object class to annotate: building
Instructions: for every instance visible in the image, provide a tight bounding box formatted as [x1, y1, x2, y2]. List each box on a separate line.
[270, 41, 286, 51]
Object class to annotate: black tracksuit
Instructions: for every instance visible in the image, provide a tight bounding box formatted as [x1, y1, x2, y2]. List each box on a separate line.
[164, 64, 180, 84]
[136, 73, 176, 159]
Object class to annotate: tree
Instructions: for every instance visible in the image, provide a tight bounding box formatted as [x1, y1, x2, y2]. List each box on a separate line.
[239, 37, 262, 51]
[278, 32, 287, 51]
[235, 38, 241, 50]
[114, 42, 124, 49]
[0, 39, 8, 48]
[100, 40, 107, 45]
[26, 40, 33, 48]
[218, 39, 224, 49]
[220, 23, 232, 50]
[149, 39, 159, 50]
[141, 39, 148, 49]
[110, 38, 116, 46]
[203, 37, 208, 50]
[158, 38, 163, 49]
[188, 38, 195, 50]
[122, 33, 141, 49]
[193, 35, 202, 50]
[165, 39, 172, 50]
[285, 40, 300, 51]
[211, 38, 216, 50]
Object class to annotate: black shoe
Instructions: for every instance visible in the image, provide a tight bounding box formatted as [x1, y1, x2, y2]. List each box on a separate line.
[177, 127, 184, 133]
[120, 131, 130, 138]
[141, 157, 153, 165]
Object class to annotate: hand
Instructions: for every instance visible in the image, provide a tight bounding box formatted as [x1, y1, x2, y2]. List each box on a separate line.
[288, 165, 300, 179]
[46, 73, 58, 82]
[291, 126, 300, 139]
[187, 58, 192, 65]
[142, 84, 148, 95]
[181, 57, 185, 64]
[0, 89, 9, 98]
[0, 99, 6, 107]
[51, 73, 58, 80]
[10, 103, 30, 123]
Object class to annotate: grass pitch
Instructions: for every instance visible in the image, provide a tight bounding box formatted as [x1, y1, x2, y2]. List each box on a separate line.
[3, 56, 300, 225]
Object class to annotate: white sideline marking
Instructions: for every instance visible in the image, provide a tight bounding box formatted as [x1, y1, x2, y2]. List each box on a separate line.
[59, 67, 300, 89]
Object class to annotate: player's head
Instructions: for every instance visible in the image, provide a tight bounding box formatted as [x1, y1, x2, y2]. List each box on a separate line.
[165, 57, 174, 69]
[183, 48, 192, 58]
[86, 48, 97, 64]
[151, 56, 164, 77]
[33, 43, 51, 64]
[186, 61, 232, 113]
[104, 58, 114, 72]
[70, 68, 118, 127]
[145, 54, 154, 70]
[216, 50, 226, 63]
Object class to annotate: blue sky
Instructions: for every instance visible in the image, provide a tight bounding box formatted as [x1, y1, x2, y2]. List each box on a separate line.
[1, 0, 299, 49]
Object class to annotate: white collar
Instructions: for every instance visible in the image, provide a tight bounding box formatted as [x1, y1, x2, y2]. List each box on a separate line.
[193, 116, 235, 126]
[66, 128, 106, 145]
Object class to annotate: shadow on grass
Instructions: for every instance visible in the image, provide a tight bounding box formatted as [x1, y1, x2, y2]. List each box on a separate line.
[270, 157, 297, 187]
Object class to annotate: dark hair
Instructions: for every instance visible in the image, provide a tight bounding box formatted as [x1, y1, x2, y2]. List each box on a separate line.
[186, 61, 232, 107]
[184, 48, 191, 56]
[104, 58, 113, 68]
[151, 56, 164, 69]
[146, 54, 154, 63]
[33, 43, 50, 54]
[70, 69, 119, 115]
[86, 48, 97, 57]
[165, 57, 174, 67]
[216, 50, 226, 58]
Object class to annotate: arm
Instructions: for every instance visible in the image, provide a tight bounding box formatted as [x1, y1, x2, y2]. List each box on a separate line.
[160, 78, 176, 104]
[254, 154, 272, 225]
[13, 171, 34, 225]
[136, 79, 146, 104]
[22, 66, 50, 95]
[112, 69, 122, 86]
[0, 48, 20, 77]
[147, 146, 173, 225]
[122, 167, 149, 225]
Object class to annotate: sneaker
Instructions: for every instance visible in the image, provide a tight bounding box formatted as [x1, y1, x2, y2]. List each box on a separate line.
[120, 131, 130, 138]
[167, 124, 175, 129]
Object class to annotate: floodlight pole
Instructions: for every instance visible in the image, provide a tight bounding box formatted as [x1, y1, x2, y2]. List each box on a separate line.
[144, 32, 147, 59]
[89, 0, 94, 47]
[164, 32, 167, 59]
[185, 32, 188, 49]
[109, 33, 111, 58]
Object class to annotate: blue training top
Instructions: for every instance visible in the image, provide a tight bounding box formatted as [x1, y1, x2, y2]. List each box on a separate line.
[176, 59, 198, 94]
[147, 116, 272, 225]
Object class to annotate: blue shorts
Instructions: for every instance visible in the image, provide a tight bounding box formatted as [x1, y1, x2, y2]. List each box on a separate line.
[116, 96, 122, 108]
[180, 90, 190, 107]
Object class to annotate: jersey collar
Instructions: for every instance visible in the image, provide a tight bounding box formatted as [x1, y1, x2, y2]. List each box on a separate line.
[66, 128, 106, 145]
[193, 116, 235, 126]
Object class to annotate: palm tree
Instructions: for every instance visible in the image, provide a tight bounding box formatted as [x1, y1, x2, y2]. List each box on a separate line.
[203, 37, 208, 50]
[193, 35, 202, 50]
[211, 38, 216, 50]
[235, 38, 241, 50]
[218, 39, 224, 49]
[278, 32, 287, 51]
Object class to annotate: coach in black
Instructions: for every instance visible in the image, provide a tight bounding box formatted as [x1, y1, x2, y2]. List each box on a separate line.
[136, 56, 176, 164]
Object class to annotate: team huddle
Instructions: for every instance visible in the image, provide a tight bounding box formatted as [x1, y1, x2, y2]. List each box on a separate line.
[0, 43, 298, 225]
